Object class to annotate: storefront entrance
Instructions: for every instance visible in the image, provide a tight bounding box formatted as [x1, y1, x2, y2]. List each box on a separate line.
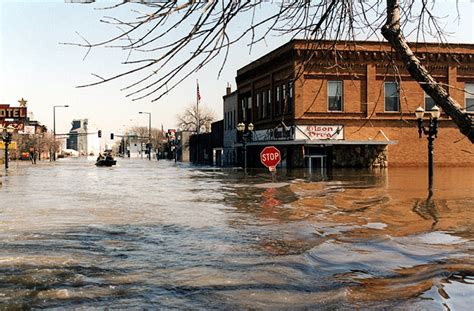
[303, 146, 329, 177]
[305, 155, 327, 176]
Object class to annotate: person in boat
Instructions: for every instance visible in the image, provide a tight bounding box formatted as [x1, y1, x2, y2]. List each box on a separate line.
[105, 153, 113, 161]
[96, 153, 105, 162]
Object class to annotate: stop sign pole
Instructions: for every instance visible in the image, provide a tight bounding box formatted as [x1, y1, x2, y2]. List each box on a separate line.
[260, 146, 281, 172]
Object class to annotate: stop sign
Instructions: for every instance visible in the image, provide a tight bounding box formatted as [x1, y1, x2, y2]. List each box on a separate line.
[260, 146, 281, 169]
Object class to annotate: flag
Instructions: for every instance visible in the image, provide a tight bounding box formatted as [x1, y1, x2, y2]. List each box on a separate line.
[197, 80, 201, 102]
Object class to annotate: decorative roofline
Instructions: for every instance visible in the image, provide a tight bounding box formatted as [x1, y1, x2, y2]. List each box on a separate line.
[237, 39, 474, 79]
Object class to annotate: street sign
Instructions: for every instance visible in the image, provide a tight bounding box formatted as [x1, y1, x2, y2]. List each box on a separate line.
[0, 141, 17, 150]
[260, 146, 281, 170]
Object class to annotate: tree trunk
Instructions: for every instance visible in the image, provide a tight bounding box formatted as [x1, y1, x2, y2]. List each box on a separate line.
[382, 0, 474, 143]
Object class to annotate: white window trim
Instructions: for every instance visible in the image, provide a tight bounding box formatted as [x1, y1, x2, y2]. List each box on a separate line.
[384, 82, 400, 112]
[465, 83, 474, 113]
[328, 81, 343, 112]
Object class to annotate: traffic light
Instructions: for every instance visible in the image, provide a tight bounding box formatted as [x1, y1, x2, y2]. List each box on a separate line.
[98, 130, 102, 138]
[110, 133, 114, 140]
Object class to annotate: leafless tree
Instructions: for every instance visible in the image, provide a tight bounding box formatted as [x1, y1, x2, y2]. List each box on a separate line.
[66, 0, 473, 142]
[129, 125, 166, 148]
[176, 103, 215, 133]
[130, 125, 149, 139]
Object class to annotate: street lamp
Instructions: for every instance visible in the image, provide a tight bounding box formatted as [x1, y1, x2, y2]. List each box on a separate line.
[139, 111, 152, 160]
[0, 125, 15, 169]
[236, 122, 254, 174]
[173, 131, 182, 162]
[53, 105, 69, 161]
[415, 105, 441, 190]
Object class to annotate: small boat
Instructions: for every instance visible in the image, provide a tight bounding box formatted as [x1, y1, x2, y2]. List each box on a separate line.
[95, 153, 117, 167]
[95, 158, 117, 167]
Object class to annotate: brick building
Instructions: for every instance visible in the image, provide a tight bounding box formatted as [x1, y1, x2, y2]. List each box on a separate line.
[235, 40, 473, 169]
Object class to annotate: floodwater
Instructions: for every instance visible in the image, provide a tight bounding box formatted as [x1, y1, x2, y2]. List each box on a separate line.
[0, 158, 472, 309]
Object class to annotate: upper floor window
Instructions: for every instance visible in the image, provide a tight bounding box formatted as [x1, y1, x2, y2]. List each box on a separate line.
[229, 111, 232, 130]
[424, 92, 436, 111]
[267, 89, 271, 117]
[225, 111, 228, 130]
[275, 85, 281, 115]
[261, 91, 266, 118]
[328, 81, 343, 111]
[465, 83, 474, 112]
[255, 93, 260, 119]
[384, 82, 400, 112]
[241, 98, 246, 121]
[247, 96, 252, 122]
[288, 81, 294, 113]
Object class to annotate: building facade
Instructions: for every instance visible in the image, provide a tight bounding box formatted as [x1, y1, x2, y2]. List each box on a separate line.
[234, 40, 474, 169]
[66, 119, 101, 156]
[223, 85, 238, 166]
[189, 121, 224, 166]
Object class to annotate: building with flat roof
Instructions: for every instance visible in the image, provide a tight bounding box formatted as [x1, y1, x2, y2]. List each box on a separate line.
[223, 85, 238, 166]
[66, 119, 101, 156]
[234, 40, 474, 169]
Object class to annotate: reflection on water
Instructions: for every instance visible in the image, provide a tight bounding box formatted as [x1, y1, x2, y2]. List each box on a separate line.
[0, 158, 473, 309]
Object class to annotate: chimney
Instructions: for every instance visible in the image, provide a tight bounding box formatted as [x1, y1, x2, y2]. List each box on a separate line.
[226, 83, 231, 95]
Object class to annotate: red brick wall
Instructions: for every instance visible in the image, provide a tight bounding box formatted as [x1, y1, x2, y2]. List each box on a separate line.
[237, 40, 474, 166]
[340, 120, 473, 166]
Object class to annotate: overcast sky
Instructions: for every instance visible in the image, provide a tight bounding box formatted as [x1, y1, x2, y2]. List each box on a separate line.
[1, 0, 473, 138]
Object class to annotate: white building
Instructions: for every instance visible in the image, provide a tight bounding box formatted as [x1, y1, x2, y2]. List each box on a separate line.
[66, 119, 100, 156]
[223, 85, 238, 166]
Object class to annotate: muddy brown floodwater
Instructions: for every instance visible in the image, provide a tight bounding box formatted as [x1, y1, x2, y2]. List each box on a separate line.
[0, 158, 472, 309]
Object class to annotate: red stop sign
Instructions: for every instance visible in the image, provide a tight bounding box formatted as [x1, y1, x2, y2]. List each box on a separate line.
[260, 146, 281, 168]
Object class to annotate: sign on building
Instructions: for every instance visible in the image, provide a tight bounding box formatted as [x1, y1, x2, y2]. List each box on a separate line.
[0, 104, 27, 133]
[20, 125, 36, 135]
[0, 105, 27, 119]
[296, 125, 344, 140]
[0, 122, 25, 131]
[0, 141, 17, 150]
[253, 125, 295, 142]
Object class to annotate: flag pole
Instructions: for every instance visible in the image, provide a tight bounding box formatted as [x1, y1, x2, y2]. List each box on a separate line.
[196, 79, 200, 135]
[196, 79, 200, 163]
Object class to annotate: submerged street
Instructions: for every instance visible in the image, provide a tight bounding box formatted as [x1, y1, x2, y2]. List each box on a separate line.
[0, 159, 473, 309]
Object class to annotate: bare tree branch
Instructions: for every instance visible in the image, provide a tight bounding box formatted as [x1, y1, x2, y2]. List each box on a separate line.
[67, 0, 473, 142]
[382, 0, 473, 142]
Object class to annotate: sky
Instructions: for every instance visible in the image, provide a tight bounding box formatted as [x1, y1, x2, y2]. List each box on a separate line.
[1, 0, 473, 138]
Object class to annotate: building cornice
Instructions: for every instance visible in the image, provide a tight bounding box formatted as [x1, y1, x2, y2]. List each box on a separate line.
[237, 39, 474, 84]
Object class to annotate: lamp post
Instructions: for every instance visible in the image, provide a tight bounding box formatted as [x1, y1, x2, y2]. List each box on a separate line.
[1, 125, 15, 170]
[139, 111, 152, 160]
[53, 105, 69, 161]
[236, 122, 254, 174]
[174, 131, 182, 162]
[415, 105, 441, 190]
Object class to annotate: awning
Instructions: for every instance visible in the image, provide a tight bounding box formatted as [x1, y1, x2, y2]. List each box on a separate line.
[234, 139, 397, 147]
